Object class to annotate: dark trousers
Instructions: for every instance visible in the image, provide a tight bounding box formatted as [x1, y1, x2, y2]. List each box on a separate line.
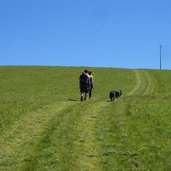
[89, 89, 92, 98]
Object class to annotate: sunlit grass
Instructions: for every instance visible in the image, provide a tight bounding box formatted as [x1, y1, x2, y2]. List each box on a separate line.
[0, 66, 171, 170]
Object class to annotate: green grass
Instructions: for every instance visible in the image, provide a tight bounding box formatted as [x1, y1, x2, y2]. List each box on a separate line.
[0, 66, 171, 171]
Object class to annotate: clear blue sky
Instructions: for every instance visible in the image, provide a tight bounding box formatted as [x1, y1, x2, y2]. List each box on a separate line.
[1, 0, 171, 69]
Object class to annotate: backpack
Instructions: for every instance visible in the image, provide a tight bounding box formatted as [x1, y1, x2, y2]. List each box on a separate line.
[80, 73, 88, 87]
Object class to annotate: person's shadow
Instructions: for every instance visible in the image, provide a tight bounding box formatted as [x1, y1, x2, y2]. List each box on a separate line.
[68, 98, 80, 101]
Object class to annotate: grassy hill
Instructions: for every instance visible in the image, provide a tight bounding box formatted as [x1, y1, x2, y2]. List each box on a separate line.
[0, 66, 171, 171]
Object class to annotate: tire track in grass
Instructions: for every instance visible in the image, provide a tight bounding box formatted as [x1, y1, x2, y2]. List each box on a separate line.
[127, 70, 154, 97]
[0, 101, 78, 170]
[73, 100, 105, 171]
[30, 99, 105, 171]
[0, 97, 106, 171]
[142, 70, 154, 95]
[127, 70, 142, 96]
[19, 102, 85, 171]
[21, 98, 106, 171]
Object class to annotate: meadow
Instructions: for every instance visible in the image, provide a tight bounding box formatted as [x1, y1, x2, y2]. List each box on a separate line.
[0, 66, 171, 171]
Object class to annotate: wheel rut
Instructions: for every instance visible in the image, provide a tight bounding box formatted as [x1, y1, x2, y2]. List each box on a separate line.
[0, 101, 77, 170]
[73, 100, 105, 171]
[127, 70, 154, 96]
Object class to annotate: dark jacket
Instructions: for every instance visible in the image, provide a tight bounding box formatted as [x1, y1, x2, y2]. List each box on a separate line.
[79, 72, 89, 92]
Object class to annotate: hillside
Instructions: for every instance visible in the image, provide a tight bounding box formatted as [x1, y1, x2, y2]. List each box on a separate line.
[0, 66, 171, 171]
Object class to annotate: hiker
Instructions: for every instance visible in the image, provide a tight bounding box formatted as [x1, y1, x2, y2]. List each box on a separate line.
[88, 71, 94, 98]
[79, 70, 89, 101]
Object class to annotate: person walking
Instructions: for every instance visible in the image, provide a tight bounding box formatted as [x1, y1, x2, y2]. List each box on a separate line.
[79, 70, 89, 101]
[88, 71, 94, 98]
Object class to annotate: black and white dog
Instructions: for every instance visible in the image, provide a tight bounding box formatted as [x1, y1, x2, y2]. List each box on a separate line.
[109, 90, 122, 101]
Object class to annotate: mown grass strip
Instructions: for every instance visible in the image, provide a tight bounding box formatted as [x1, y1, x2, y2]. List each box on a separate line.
[24, 99, 105, 171]
[0, 101, 77, 170]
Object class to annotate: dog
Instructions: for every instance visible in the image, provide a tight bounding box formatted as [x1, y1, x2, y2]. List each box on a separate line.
[109, 90, 122, 101]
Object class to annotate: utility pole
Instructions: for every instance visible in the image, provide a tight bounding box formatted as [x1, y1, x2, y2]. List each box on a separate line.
[159, 44, 162, 70]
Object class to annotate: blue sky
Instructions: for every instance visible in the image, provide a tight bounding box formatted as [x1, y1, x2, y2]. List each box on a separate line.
[0, 0, 171, 69]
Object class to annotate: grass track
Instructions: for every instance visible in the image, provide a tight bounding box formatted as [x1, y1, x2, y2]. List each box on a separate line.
[73, 100, 105, 171]
[127, 70, 153, 96]
[0, 101, 76, 170]
[0, 67, 171, 170]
